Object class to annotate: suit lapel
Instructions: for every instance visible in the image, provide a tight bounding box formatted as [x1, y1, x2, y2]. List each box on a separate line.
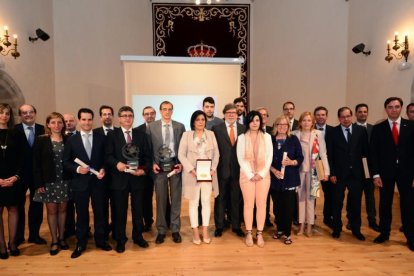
[75, 133, 90, 161]
[221, 123, 232, 145]
[116, 128, 127, 147]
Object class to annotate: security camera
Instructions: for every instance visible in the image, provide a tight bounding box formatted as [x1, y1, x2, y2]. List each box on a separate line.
[29, 28, 50, 42]
[352, 43, 371, 56]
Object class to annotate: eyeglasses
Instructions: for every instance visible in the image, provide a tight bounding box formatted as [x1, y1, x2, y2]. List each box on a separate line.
[119, 114, 134, 118]
[21, 111, 35, 115]
[225, 111, 237, 115]
[260, 113, 269, 117]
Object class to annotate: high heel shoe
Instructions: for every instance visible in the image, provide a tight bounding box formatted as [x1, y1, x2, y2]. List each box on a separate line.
[8, 243, 20, 257]
[59, 239, 69, 250]
[256, 231, 265, 248]
[192, 239, 201, 245]
[245, 231, 254, 247]
[50, 242, 60, 256]
[0, 247, 8, 260]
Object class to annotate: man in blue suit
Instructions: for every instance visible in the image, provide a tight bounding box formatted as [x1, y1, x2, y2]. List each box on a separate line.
[63, 108, 111, 258]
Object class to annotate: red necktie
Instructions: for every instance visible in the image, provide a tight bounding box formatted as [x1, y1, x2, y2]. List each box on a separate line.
[126, 130, 132, 144]
[392, 121, 399, 145]
[229, 124, 235, 146]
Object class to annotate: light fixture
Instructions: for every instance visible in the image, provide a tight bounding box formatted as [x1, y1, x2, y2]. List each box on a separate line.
[385, 32, 410, 63]
[195, 0, 221, 5]
[29, 28, 50, 43]
[352, 43, 371, 56]
[0, 25, 20, 59]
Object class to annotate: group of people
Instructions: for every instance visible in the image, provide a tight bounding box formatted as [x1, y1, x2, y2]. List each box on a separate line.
[0, 96, 413, 261]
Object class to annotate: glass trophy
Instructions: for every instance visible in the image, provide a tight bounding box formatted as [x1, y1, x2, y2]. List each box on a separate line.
[158, 145, 175, 172]
[122, 143, 139, 173]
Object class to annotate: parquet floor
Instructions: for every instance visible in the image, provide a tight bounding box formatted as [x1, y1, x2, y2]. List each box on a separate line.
[1, 189, 413, 275]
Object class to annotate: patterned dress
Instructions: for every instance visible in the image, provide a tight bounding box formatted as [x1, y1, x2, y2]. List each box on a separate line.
[33, 141, 69, 203]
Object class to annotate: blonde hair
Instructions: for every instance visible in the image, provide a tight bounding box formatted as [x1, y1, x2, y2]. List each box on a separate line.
[272, 115, 291, 136]
[298, 111, 315, 131]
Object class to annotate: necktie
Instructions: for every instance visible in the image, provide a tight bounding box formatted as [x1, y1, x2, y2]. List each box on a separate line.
[346, 128, 352, 143]
[229, 124, 235, 146]
[125, 130, 132, 144]
[392, 121, 399, 145]
[318, 127, 324, 131]
[105, 128, 112, 136]
[27, 126, 35, 147]
[164, 124, 170, 147]
[83, 133, 92, 159]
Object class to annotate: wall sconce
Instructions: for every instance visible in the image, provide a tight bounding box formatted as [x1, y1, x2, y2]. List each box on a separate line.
[0, 25, 20, 59]
[29, 28, 50, 43]
[385, 32, 409, 63]
[352, 43, 371, 56]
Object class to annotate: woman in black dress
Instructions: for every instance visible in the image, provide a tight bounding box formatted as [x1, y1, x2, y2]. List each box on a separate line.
[33, 112, 70, 255]
[0, 103, 25, 259]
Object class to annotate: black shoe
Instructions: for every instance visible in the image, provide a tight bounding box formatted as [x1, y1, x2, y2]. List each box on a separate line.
[155, 234, 166, 244]
[172, 232, 182, 243]
[28, 236, 47, 245]
[134, 238, 149, 248]
[323, 219, 333, 229]
[0, 251, 8, 260]
[400, 226, 404, 232]
[214, 228, 223, 237]
[408, 242, 414, 252]
[346, 223, 352, 230]
[232, 228, 245, 237]
[373, 234, 389, 244]
[293, 220, 299, 226]
[115, 242, 125, 253]
[352, 232, 366, 241]
[332, 231, 341, 239]
[70, 245, 85, 259]
[8, 243, 20, 257]
[59, 239, 69, 250]
[265, 219, 273, 227]
[369, 222, 380, 232]
[50, 242, 60, 256]
[96, 242, 112, 251]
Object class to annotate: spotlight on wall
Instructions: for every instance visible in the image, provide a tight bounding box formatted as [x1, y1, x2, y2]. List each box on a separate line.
[385, 32, 409, 63]
[28, 28, 50, 43]
[352, 43, 371, 56]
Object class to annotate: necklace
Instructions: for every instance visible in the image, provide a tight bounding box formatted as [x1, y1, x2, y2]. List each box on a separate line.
[0, 130, 8, 158]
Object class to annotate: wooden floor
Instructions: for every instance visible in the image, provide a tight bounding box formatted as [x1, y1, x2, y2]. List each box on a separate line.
[1, 189, 414, 275]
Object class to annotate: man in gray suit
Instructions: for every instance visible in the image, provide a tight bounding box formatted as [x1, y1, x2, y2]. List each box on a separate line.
[147, 101, 185, 244]
[212, 103, 246, 237]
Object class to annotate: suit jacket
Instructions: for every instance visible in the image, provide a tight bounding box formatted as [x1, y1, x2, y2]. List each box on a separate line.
[63, 131, 107, 192]
[105, 127, 151, 190]
[265, 125, 273, 135]
[14, 123, 45, 187]
[147, 120, 186, 165]
[212, 122, 245, 180]
[326, 123, 369, 181]
[93, 126, 118, 136]
[369, 118, 414, 182]
[178, 130, 220, 200]
[33, 135, 70, 189]
[292, 129, 330, 176]
[291, 119, 299, 131]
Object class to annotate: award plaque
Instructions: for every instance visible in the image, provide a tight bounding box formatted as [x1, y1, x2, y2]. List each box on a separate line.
[196, 159, 212, 182]
[122, 143, 139, 173]
[158, 145, 175, 172]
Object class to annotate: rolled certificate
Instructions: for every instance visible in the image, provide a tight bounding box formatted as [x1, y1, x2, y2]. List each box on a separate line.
[280, 152, 287, 180]
[74, 158, 99, 176]
[362, 157, 370, 179]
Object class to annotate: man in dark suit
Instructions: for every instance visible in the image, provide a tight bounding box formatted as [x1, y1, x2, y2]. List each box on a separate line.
[15, 104, 46, 245]
[212, 103, 246, 238]
[233, 97, 247, 125]
[136, 106, 157, 232]
[257, 107, 273, 227]
[345, 104, 379, 232]
[326, 107, 369, 241]
[283, 101, 299, 131]
[93, 105, 116, 240]
[370, 97, 414, 251]
[407, 102, 414, 121]
[105, 106, 151, 253]
[63, 108, 111, 258]
[63, 113, 78, 239]
[314, 106, 335, 229]
[147, 101, 185, 244]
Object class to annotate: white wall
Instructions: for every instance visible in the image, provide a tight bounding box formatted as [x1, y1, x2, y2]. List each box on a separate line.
[0, 0, 55, 123]
[347, 0, 414, 122]
[250, 0, 349, 125]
